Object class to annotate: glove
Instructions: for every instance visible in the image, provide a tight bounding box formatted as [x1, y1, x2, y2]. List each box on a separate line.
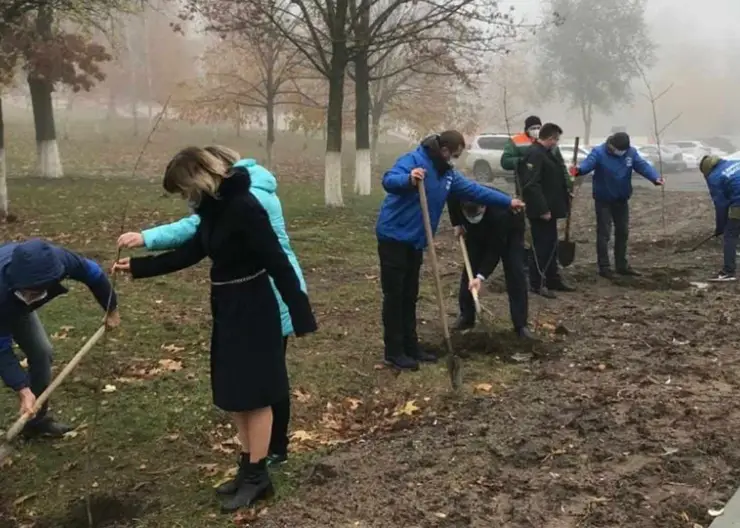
[568, 166, 578, 177]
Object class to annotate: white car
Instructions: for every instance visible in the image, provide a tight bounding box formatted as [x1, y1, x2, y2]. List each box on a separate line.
[464, 133, 515, 183]
[559, 144, 590, 165]
[665, 140, 712, 160]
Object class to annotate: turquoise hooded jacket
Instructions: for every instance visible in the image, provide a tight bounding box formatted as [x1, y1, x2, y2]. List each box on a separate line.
[141, 159, 308, 337]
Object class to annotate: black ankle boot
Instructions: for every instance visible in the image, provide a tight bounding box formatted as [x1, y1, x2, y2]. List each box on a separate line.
[220, 458, 274, 513]
[215, 452, 249, 496]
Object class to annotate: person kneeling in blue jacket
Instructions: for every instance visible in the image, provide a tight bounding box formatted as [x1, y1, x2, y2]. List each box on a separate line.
[376, 131, 525, 371]
[700, 155, 740, 282]
[118, 147, 306, 470]
[572, 132, 664, 278]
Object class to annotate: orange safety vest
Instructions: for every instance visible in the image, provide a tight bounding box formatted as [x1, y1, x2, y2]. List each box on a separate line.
[511, 132, 533, 147]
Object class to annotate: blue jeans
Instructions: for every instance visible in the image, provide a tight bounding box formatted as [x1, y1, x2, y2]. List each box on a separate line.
[723, 218, 740, 275]
[11, 312, 54, 423]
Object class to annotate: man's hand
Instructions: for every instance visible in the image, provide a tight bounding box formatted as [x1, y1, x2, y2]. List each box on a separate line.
[469, 277, 482, 295]
[510, 198, 525, 212]
[105, 309, 121, 330]
[409, 168, 426, 187]
[541, 211, 552, 220]
[18, 388, 36, 417]
[111, 257, 131, 274]
[117, 232, 145, 249]
[453, 225, 465, 238]
[568, 165, 578, 177]
[654, 177, 665, 186]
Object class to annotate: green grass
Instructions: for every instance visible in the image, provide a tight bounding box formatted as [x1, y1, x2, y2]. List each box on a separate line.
[0, 117, 522, 527]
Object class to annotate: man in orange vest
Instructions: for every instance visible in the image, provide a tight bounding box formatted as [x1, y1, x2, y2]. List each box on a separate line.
[500, 116, 542, 185]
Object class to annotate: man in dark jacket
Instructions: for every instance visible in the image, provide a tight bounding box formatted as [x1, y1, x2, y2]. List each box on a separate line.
[376, 131, 525, 371]
[572, 132, 663, 277]
[0, 239, 120, 437]
[520, 122, 574, 298]
[448, 195, 534, 339]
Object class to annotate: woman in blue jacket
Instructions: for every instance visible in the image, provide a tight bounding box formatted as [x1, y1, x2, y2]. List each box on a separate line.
[118, 147, 306, 474]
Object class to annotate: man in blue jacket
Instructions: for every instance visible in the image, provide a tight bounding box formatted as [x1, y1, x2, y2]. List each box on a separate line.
[572, 132, 664, 278]
[0, 239, 120, 437]
[700, 155, 740, 282]
[376, 131, 525, 371]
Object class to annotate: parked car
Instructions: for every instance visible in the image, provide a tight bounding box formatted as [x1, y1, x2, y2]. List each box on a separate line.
[464, 133, 515, 183]
[636, 145, 687, 173]
[665, 140, 712, 160]
[559, 144, 590, 165]
[701, 136, 736, 154]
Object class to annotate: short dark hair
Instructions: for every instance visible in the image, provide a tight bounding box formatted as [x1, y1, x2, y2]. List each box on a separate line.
[438, 130, 466, 151]
[539, 123, 563, 140]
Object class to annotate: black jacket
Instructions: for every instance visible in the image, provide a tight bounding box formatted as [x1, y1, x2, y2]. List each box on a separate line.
[448, 194, 525, 279]
[130, 167, 317, 337]
[520, 142, 570, 220]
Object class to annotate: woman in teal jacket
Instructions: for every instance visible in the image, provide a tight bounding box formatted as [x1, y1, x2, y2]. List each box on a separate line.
[118, 147, 306, 471]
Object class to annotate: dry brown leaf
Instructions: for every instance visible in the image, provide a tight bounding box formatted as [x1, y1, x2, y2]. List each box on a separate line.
[165, 433, 180, 441]
[290, 430, 315, 442]
[161, 343, 185, 353]
[102, 384, 117, 393]
[234, 507, 268, 525]
[346, 398, 363, 410]
[158, 359, 183, 372]
[474, 383, 493, 393]
[197, 463, 219, 476]
[13, 493, 37, 507]
[540, 323, 556, 332]
[393, 400, 420, 417]
[292, 388, 311, 403]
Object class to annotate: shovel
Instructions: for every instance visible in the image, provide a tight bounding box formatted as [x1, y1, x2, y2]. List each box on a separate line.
[558, 136, 580, 268]
[0, 325, 106, 464]
[458, 234, 481, 315]
[418, 182, 462, 391]
[674, 232, 716, 254]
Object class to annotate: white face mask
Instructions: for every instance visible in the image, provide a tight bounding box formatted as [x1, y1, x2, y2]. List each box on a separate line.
[463, 205, 486, 224]
[14, 290, 47, 305]
[612, 148, 627, 156]
[528, 127, 541, 139]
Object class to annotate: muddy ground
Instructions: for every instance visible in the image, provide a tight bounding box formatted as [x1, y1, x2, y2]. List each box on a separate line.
[254, 188, 740, 528]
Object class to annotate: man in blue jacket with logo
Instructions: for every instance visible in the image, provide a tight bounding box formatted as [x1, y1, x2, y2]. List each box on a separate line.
[0, 239, 120, 437]
[376, 131, 525, 371]
[572, 132, 664, 278]
[700, 155, 740, 282]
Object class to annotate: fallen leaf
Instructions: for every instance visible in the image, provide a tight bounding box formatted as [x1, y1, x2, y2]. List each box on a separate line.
[373, 363, 385, 370]
[708, 507, 725, 517]
[474, 383, 493, 393]
[346, 397, 363, 410]
[161, 343, 185, 353]
[234, 507, 268, 525]
[102, 384, 117, 393]
[159, 359, 183, 371]
[290, 430, 315, 442]
[393, 400, 420, 417]
[63, 430, 79, 439]
[434, 512, 447, 519]
[13, 493, 37, 507]
[292, 388, 311, 403]
[540, 322, 556, 332]
[165, 433, 180, 441]
[197, 463, 219, 476]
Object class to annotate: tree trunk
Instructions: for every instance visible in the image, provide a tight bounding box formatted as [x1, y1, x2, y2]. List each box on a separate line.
[324, 2, 348, 207]
[125, 17, 139, 136]
[29, 6, 63, 179]
[580, 99, 592, 146]
[353, 1, 371, 196]
[0, 97, 8, 220]
[141, 9, 153, 122]
[370, 103, 383, 168]
[266, 95, 276, 168]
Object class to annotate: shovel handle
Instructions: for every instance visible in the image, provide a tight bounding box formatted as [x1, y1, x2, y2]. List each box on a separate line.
[458, 234, 481, 314]
[564, 137, 580, 243]
[4, 325, 106, 442]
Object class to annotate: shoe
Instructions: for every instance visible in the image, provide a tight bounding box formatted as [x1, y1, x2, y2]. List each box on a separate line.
[266, 452, 288, 467]
[454, 316, 475, 331]
[383, 354, 420, 371]
[599, 269, 614, 279]
[516, 327, 537, 340]
[22, 416, 73, 439]
[616, 267, 641, 277]
[547, 279, 576, 292]
[216, 453, 249, 495]
[408, 345, 438, 363]
[531, 286, 556, 299]
[220, 459, 274, 513]
[709, 271, 737, 282]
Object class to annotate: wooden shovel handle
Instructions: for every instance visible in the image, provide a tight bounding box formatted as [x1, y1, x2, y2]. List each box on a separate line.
[417, 182, 452, 350]
[4, 325, 106, 442]
[564, 136, 580, 242]
[458, 234, 481, 314]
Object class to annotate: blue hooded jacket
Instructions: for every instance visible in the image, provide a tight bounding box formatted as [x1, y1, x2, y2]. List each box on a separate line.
[705, 159, 740, 235]
[577, 144, 660, 202]
[376, 143, 513, 250]
[0, 239, 117, 391]
[141, 159, 307, 336]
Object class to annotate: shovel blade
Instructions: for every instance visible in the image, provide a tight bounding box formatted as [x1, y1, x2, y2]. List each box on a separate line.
[558, 241, 576, 267]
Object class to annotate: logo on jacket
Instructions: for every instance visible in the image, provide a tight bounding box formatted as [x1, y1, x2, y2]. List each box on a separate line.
[722, 163, 740, 178]
[625, 157, 633, 167]
[445, 174, 452, 190]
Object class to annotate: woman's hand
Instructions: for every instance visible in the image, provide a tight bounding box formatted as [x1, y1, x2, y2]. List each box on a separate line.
[111, 257, 131, 274]
[118, 232, 144, 249]
[18, 388, 36, 417]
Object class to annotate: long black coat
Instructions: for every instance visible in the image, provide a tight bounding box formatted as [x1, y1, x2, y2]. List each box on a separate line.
[520, 142, 571, 220]
[130, 168, 317, 412]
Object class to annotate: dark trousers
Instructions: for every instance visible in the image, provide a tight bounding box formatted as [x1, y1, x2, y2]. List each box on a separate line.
[269, 337, 290, 455]
[11, 312, 54, 424]
[459, 233, 528, 331]
[595, 200, 630, 271]
[723, 218, 740, 275]
[529, 218, 560, 289]
[378, 239, 423, 359]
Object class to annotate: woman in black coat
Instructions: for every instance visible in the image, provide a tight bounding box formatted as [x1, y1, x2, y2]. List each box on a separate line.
[113, 146, 317, 512]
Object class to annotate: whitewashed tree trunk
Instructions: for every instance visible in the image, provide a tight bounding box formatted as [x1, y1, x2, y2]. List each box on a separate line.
[354, 149, 371, 195]
[324, 151, 343, 206]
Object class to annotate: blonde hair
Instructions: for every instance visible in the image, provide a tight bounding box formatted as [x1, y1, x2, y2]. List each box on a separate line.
[163, 145, 239, 203]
